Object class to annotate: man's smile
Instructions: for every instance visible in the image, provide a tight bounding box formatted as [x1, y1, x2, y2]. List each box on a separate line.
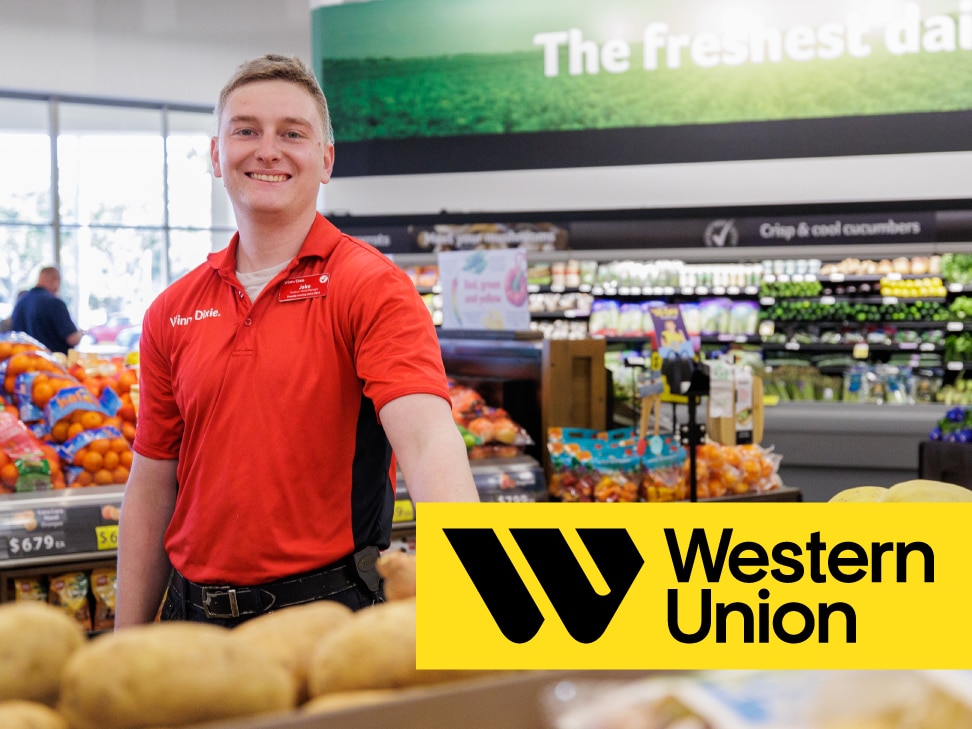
[248, 173, 289, 182]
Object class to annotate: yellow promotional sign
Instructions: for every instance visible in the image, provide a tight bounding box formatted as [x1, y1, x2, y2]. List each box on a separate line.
[416, 502, 971, 670]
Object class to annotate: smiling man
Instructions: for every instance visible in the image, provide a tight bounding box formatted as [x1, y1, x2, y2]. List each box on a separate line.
[115, 54, 479, 629]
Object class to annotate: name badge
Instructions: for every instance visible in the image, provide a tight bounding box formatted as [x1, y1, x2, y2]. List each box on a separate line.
[279, 273, 329, 302]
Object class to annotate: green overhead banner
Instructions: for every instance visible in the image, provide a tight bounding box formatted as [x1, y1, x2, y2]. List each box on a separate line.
[311, 0, 972, 176]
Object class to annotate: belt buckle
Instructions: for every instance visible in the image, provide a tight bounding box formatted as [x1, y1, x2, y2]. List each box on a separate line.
[201, 585, 240, 619]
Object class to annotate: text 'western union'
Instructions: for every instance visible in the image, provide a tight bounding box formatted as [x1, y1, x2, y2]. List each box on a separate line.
[666, 528, 934, 644]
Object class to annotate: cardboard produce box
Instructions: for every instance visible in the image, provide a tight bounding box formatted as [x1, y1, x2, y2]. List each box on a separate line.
[190, 671, 655, 729]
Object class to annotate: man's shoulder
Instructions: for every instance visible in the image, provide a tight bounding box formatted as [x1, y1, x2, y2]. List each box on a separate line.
[329, 232, 407, 279]
[146, 260, 220, 314]
[29, 288, 62, 310]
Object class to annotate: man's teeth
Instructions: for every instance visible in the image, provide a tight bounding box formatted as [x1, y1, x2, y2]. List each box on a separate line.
[250, 173, 287, 182]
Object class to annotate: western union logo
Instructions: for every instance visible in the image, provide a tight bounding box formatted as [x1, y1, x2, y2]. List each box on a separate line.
[416, 502, 971, 670]
[443, 528, 643, 644]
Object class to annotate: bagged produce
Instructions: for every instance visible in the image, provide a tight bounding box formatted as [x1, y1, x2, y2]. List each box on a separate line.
[547, 428, 650, 502]
[547, 427, 629, 502]
[1, 348, 66, 396]
[448, 379, 533, 459]
[57, 424, 132, 487]
[641, 433, 689, 502]
[0, 411, 62, 492]
[686, 442, 782, 499]
[0, 332, 46, 372]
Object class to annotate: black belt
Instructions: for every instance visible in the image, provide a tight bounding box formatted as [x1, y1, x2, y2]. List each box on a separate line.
[173, 562, 357, 619]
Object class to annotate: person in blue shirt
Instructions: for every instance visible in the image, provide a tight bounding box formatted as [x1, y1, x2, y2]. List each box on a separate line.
[11, 266, 83, 354]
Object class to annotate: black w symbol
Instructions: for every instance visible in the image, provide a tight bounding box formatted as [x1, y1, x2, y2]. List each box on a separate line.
[443, 528, 644, 644]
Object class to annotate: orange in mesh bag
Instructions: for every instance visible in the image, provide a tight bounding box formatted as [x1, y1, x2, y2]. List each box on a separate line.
[0, 411, 61, 493]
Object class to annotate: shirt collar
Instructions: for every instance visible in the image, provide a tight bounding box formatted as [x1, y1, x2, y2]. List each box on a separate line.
[206, 213, 343, 278]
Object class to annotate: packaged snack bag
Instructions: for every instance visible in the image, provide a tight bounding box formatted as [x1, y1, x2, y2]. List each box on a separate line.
[90, 567, 117, 632]
[48, 572, 92, 632]
[14, 576, 48, 602]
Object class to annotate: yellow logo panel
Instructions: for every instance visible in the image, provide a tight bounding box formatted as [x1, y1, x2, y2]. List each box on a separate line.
[416, 502, 971, 670]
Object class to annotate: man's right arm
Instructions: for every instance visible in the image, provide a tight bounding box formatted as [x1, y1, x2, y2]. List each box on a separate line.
[114, 453, 178, 629]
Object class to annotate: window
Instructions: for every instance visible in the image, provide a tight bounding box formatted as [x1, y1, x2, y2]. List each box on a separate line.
[0, 93, 234, 339]
[0, 97, 53, 320]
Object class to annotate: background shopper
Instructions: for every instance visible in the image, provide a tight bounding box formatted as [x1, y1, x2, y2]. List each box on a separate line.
[10, 267, 83, 354]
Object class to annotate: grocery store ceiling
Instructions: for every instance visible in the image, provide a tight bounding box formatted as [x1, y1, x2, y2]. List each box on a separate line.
[0, 0, 311, 57]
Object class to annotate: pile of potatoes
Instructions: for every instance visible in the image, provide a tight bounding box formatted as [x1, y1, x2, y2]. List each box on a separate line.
[0, 551, 478, 729]
[828, 478, 972, 503]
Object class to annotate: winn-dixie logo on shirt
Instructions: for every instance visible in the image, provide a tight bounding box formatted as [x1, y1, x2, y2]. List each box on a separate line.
[170, 308, 221, 327]
[416, 503, 971, 670]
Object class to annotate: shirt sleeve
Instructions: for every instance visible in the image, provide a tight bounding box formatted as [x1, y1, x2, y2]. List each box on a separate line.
[348, 254, 450, 415]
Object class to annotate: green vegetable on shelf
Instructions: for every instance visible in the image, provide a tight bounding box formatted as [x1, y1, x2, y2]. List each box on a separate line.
[456, 424, 481, 449]
[945, 332, 972, 362]
[941, 253, 972, 285]
[949, 296, 972, 320]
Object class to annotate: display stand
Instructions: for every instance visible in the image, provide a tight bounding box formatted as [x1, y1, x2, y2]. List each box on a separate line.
[679, 368, 710, 503]
[918, 441, 972, 489]
[436, 330, 607, 481]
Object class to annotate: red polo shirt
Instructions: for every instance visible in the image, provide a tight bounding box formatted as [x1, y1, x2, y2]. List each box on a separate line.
[134, 214, 449, 585]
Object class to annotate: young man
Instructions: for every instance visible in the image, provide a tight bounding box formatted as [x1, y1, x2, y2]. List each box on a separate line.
[10, 267, 83, 354]
[115, 55, 479, 628]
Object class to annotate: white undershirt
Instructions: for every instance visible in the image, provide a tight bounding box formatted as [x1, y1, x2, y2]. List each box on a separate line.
[236, 261, 289, 302]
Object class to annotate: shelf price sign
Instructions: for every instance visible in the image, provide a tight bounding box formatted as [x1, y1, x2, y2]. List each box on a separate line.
[393, 499, 416, 523]
[95, 524, 119, 551]
[7, 532, 67, 557]
[0, 501, 121, 561]
[0, 506, 69, 561]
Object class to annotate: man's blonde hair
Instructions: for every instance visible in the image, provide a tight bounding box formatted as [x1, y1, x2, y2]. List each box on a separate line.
[216, 54, 334, 144]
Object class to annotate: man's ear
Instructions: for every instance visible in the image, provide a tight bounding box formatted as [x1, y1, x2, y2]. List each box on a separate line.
[210, 136, 222, 178]
[321, 143, 335, 184]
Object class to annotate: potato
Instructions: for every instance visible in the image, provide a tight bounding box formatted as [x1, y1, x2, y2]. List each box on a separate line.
[828, 486, 889, 503]
[376, 551, 416, 601]
[0, 601, 86, 705]
[301, 689, 399, 715]
[886, 479, 972, 503]
[58, 622, 297, 729]
[0, 700, 68, 729]
[232, 600, 353, 702]
[306, 599, 470, 696]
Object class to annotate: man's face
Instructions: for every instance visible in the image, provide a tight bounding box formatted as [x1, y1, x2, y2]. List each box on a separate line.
[210, 80, 334, 222]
